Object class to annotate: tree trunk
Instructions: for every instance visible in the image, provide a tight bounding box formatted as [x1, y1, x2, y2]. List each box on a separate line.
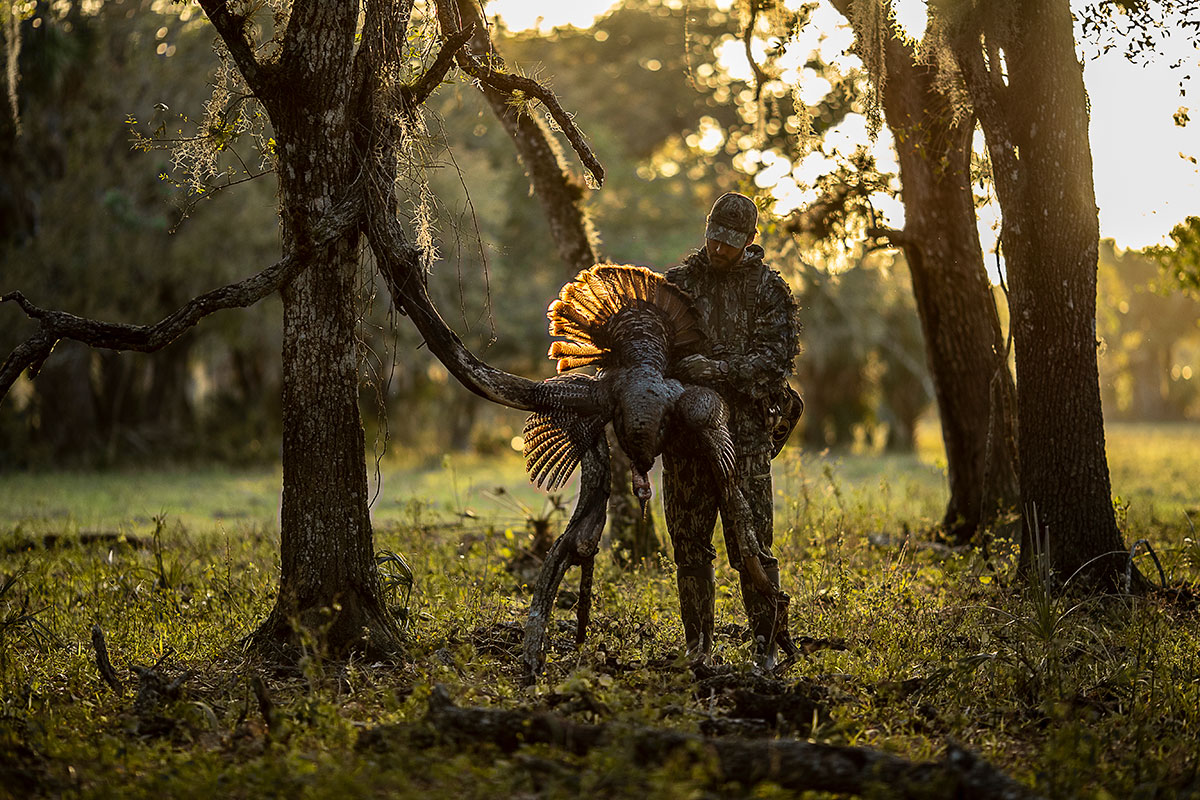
[835, 0, 1020, 544]
[943, 0, 1131, 587]
[247, 0, 400, 658]
[879, 44, 1019, 544]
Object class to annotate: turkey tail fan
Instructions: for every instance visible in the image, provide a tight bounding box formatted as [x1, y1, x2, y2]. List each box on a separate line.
[652, 278, 706, 354]
[548, 340, 604, 373]
[547, 264, 707, 372]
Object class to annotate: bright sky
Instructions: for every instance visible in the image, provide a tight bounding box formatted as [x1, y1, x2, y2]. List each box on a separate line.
[486, 0, 1199, 252]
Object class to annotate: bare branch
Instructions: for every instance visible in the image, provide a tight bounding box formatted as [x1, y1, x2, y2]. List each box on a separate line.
[866, 225, 914, 248]
[91, 624, 123, 694]
[742, 1, 770, 108]
[1, 196, 361, 399]
[196, 0, 273, 98]
[366, 200, 602, 416]
[451, 0, 599, 270]
[433, 0, 605, 187]
[406, 24, 478, 108]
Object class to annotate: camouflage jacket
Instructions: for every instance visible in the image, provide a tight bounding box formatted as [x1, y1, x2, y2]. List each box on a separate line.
[666, 244, 800, 456]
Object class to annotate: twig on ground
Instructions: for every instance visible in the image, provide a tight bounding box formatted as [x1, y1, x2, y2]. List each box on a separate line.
[91, 624, 123, 694]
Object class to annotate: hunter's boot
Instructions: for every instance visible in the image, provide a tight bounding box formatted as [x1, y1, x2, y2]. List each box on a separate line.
[676, 563, 715, 662]
[740, 562, 781, 670]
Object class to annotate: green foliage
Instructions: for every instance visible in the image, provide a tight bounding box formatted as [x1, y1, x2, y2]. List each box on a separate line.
[1097, 239, 1200, 420]
[1, 427, 1197, 797]
[0, 0, 929, 467]
[0, 2, 282, 467]
[1147, 216, 1200, 300]
[782, 248, 931, 450]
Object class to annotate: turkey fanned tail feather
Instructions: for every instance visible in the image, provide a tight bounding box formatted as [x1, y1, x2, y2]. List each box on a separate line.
[546, 265, 705, 373]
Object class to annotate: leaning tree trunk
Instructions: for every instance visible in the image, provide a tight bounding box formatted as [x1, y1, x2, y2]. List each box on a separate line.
[245, 0, 399, 658]
[943, 0, 1131, 587]
[449, 1, 661, 565]
[864, 1, 1020, 544]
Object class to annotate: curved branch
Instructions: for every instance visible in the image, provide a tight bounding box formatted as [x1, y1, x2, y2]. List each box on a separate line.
[452, 0, 599, 270]
[197, 0, 273, 98]
[1, 196, 362, 399]
[405, 24, 478, 108]
[366, 203, 601, 415]
[742, 1, 770, 107]
[433, 0, 605, 187]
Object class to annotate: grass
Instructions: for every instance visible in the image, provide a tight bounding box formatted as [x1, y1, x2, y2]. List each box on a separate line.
[0, 422, 1198, 798]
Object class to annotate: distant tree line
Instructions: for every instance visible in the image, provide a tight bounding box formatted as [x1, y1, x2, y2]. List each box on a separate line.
[2, 0, 1196, 474]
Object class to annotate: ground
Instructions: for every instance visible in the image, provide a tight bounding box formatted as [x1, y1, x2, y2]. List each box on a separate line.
[0, 422, 1198, 798]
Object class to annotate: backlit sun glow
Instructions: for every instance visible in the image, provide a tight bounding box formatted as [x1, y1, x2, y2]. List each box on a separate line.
[488, 0, 1198, 252]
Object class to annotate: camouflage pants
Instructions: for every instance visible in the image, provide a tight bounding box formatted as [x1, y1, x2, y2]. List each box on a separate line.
[663, 449, 779, 654]
[663, 450, 775, 568]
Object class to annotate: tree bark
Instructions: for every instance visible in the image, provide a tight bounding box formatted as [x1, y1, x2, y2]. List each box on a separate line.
[833, 0, 1020, 544]
[877, 9, 1019, 544]
[3, 0, 613, 662]
[453, 0, 599, 271]
[240, 0, 400, 658]
[940, 0, 1132, 587]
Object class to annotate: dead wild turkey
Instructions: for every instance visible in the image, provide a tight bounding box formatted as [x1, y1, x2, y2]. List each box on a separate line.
[519, 265, 799, 679]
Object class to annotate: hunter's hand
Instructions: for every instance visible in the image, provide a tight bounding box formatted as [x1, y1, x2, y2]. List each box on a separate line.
[676, 354, 728, 383]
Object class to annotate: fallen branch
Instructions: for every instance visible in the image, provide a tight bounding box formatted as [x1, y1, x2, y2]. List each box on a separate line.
[359, 685, 1044, 800]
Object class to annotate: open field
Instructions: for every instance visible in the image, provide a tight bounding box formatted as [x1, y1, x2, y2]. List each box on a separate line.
[1, 422, 1198, 798]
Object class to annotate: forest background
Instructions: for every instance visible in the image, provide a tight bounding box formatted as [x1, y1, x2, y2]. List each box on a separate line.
[2, 0, 1197, 471]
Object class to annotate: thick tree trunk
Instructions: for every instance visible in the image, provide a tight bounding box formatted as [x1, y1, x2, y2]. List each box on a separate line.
[880, 56, 1019, 545]
[836, 0, 1020, 544]
[247, 0, 400, 658]
[944, 0, 1130, 587]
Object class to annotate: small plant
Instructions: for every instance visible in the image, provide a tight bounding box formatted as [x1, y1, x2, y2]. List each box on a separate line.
[376, 549, 414, 628]
[0, 567, 54, 690]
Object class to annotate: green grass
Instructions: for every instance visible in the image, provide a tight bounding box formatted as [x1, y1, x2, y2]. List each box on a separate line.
[1, 422, 1198, 799]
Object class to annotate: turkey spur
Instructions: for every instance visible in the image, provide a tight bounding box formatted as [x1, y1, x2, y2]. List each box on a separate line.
[518, 265, 800, 679]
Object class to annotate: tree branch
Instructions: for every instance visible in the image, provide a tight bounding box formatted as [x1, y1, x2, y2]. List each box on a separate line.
[450, 0, 599, 271]
[196, 0, 273, 98]
[365, 201, 601, 416]
[0, 196, 361, 399]
[866, 225, 914, 248]
[742, 1, 770, 108]
[406, 24, 478, 108]
[433, 0, 604, 187]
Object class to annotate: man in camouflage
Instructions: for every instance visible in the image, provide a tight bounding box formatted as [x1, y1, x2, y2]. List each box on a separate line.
[665, 192, 801, 669]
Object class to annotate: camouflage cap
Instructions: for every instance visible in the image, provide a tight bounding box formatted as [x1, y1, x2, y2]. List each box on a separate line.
[705, 192, 758, 249]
